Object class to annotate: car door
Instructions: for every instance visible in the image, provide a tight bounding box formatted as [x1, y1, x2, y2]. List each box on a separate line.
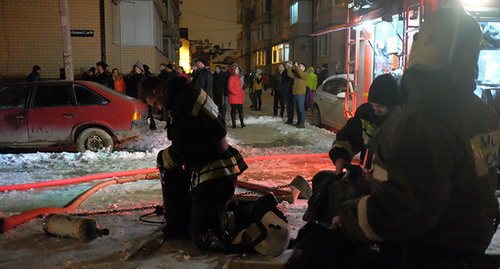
[28, 83, 78, 144]
[316, 79, 346, 128]
[0, 84, 31, 146]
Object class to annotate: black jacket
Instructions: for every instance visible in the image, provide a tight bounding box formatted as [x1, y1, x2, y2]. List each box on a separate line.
[192, 67, 214, 98]
[95, 71, 114, 89]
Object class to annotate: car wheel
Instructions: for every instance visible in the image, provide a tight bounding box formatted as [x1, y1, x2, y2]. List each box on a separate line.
[312, 105, 322, 127]
[76, 128, 114, 152]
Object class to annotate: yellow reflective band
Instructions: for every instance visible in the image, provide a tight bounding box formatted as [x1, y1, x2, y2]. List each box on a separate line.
[358, 195, 383, 241]
[162, 148, 181, 169]
[202, 96, 219, 120]
[372, 164, 388, 182]
[331, 140, 355, 157]
[191, 91, 207, 117]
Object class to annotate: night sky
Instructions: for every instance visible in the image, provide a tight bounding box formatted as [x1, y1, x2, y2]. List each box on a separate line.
[179, 0, 240, 49]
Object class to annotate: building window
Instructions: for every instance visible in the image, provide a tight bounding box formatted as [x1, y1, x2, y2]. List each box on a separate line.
[254, 50, 266, 66]
[290, 2, 298, 25]
[318, 34, 330, 56]
[251, 29, 258, 44]
[258, 25, 264, 41]
[274, 16, 282, 33]
[120, 0, 163, 51]
[272, 43, 289, 63]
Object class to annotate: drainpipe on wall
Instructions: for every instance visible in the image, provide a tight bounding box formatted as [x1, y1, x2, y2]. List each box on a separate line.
[100, 0, 106, 63]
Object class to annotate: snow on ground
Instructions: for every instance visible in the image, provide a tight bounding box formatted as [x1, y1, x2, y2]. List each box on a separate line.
[0, 116, 499, 269]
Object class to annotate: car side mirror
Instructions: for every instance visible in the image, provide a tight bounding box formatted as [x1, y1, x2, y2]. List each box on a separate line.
[337, 92, 346, 99]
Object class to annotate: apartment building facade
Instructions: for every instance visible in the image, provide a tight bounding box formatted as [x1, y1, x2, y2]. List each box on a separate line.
[0, 0, 181, 81]
[236, 0, 349, 76]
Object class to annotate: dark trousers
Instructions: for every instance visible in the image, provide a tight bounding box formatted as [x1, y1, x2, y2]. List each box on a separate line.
[230, 104, 244, 128]
[285, 98, 294, 124]
[273, 90, 285, 117]
[255, 90, 262, 109]
[160, 168, 236, 244]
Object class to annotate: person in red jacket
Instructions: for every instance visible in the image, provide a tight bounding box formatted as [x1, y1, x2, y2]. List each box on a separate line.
[228, 63, 245, 128]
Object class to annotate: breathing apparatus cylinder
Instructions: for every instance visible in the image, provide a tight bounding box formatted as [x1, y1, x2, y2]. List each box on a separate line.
[42, 214, 109, 241]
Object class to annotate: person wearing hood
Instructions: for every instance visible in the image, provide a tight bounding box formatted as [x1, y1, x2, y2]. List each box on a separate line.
[95, 61, 114, 89]
[126, 61, 156, 130]
[306, 67, 317, 110]
[228, 63, 245, 128]
[83, 67, 96, 81]
[289, 6, 500, 269]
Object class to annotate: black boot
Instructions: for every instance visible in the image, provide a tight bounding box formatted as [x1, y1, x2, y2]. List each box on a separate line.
[239, 113, 245, 128]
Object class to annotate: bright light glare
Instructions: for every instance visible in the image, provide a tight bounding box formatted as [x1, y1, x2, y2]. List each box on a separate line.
[460, 0, 490, 7]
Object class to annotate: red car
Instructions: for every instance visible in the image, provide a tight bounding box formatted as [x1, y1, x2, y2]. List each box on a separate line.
[0, 81, 149, 152]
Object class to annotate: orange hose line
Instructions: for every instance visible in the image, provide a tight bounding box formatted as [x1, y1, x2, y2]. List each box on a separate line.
[0, 173, 158, 233]
[0, 153, 329, 192]
[0, 153, 329, 233]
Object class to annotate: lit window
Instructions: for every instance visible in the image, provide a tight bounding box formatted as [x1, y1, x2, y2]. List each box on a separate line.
[272, 43, 290, 63]
[290, 2, 298, 25]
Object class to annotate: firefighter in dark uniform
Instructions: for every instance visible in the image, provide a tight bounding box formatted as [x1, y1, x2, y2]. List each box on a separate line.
[140, 76, 248, 251]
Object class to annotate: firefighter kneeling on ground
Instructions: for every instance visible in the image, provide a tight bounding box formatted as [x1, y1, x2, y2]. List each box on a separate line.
[140, 76, 289, 255]
[285, 6, 500, 269]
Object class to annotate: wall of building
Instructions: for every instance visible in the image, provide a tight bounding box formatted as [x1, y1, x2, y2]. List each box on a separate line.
[0, 0, 175, 81]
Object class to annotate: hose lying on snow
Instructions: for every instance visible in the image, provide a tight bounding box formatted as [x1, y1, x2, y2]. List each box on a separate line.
[0, 173, 159, 233]
[0, 153, 329, 233]
[0, 168, 158, 192]
[0, 153, 328, 192]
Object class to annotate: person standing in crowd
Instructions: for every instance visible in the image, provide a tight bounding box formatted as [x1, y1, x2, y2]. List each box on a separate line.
[317, 63, 329, 86]
[83, 67, 96, 81]
[126, 61, 156, 130]
[306, 67, 317, 110]
[252, 69, 263, 111]
[273, 64, 285, 118]
[112, 68, 126, 93]
[140, 76, 288, 255]
[191, 58, 213, 98]
[288, 62, 308, 128]
[212, 65, 228, 116]
[283, 62, 295, 124]
[158, 63, 178, 82]
[287, 6, 500, 268]
[263, 72, 270, 92]
[94, 61, 114, 89]
[228, 63, 245, 128]
[27, 65, 41, 82]
[248, 71, 255, 109]
[177, 66, 189, 82]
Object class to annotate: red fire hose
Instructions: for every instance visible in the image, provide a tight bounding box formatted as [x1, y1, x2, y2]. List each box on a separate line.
[0, 153, 328, 233]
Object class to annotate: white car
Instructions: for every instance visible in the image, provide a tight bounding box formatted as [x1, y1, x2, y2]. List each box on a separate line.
[311, 74, 355, 131]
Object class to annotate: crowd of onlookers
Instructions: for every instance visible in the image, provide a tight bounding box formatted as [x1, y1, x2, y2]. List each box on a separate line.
[25, 59, 342, 130]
